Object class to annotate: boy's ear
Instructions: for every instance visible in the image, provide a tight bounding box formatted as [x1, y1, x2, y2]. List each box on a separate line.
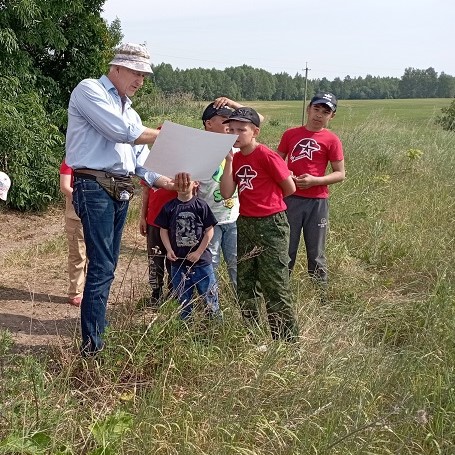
[192, 181, 199, 195]
[252, 126, 260, 138]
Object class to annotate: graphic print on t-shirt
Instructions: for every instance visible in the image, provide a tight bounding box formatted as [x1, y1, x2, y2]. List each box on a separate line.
[290, 138, 321, 163]
[236, 165, 257, 193]
[176, 211, 198, 247]
[211, 162, 236, 208]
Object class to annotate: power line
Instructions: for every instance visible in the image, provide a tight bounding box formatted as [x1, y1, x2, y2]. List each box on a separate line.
[301, 63, 310, 126]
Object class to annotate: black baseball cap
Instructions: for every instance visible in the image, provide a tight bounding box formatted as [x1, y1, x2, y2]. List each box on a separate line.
[222, 107, 261, 127]
[310, 92, 337, 112]
[201, 103, 234, 122]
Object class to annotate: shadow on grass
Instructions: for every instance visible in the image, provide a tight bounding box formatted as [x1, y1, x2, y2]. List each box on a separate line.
[0, 312, 79, 337]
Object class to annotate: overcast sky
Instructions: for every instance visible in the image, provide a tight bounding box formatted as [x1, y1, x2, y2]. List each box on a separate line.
[102, 0, 453, 80]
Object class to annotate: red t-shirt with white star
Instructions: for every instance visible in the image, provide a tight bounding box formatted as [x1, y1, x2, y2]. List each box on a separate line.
[277, 126, 344, 198]
[140, 181, 177, 227]
[232, 144, 290, 217]
[59, 159, 74, 186]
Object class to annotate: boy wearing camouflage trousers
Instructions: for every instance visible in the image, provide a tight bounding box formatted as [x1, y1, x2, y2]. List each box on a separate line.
[220, 107, 298, 341]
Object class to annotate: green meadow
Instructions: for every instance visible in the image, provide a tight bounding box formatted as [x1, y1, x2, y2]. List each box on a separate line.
[1, 98, 454, 454]
[252, 98, 450, 130]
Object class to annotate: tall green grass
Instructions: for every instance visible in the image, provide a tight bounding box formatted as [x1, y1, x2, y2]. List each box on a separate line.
[1, 99, 454, 454]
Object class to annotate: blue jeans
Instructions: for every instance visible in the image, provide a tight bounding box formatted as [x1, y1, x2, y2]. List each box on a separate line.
[208, 222, 237, 287]
[171, 263, 220, 320]
[72, 177, 129, 354]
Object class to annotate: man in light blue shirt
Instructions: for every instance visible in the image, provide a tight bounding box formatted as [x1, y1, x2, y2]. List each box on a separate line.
[66, 42, 189, 356]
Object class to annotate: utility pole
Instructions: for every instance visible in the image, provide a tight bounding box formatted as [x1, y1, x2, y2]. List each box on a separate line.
[301, 62, 310, 125]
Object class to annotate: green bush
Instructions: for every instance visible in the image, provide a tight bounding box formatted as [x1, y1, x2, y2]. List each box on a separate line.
[0, 77, 64, 211]
[436, 97, 455, 131]
[134, 82, 203, 126]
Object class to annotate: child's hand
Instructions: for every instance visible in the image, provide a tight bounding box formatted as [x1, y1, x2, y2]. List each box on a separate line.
[139, 217, 147, 236]
[225, 150, 234, 162]
[213, 97, 232, 109]
[173, 173, 191, 192]
[167, 250, 178, 261]
[294, 173, 317, 189]
[187, 251, 202, 263]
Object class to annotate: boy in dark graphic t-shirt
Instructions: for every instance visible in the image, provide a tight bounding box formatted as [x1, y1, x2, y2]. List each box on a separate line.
[155, 181, 220, 320]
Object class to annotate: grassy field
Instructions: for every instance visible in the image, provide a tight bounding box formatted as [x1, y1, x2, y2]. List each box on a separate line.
[251, 98, 452, 129]
[1, 98, 454, 454]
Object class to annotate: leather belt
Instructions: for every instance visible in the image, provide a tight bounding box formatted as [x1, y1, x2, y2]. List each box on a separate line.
[73, 169, 131, 181]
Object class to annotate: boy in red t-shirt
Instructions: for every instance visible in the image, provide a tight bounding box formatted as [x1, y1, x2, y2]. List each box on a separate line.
[220, 108, 298, 341]
[140, 185, 177, 306]
[277, 93, 345, 294]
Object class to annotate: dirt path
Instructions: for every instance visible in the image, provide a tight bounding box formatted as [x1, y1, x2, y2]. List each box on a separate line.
[0, 203, 150, 354]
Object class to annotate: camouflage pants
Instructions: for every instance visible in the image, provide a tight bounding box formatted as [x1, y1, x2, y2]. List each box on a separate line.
[237, 212, 298, 340]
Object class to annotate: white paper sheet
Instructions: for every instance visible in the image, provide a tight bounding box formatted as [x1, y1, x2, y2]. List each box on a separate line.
[143, 121, 238, 180]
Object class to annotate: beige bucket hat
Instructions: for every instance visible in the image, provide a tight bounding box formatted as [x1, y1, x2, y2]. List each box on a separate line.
[109, 43, 153, 74]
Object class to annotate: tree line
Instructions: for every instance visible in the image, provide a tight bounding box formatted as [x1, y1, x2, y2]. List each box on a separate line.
[152, 64, 455, 101]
